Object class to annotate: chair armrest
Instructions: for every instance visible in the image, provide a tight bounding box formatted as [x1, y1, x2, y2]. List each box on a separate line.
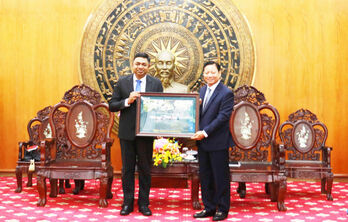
[39, 138, 55, 165]
[18, 141, 33, 161]
[99, 140, 114, 168]
[272, 141, 286, 171]
[105, 138, 114, 147]
[322, 146, 332, 167]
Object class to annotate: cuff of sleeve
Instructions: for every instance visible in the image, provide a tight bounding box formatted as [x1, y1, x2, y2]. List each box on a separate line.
[202, 130, 208, 138]
[124, 99, 130, 107]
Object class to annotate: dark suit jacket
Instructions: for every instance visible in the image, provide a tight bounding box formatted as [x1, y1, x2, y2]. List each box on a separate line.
[197, 82, 234, 151]
[109, 74, 163, 140]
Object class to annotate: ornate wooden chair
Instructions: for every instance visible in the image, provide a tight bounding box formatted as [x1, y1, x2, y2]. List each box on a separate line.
[15, 106, 52, 193]
[229, 85, 287, 211]
[279, 109, 333, 200]
[15, 106, 71, 193]
[36, 84, 114, 207]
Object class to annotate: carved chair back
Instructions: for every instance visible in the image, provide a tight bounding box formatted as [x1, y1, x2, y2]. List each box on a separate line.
[279, 109, 328, 161]
[47, 84, 114, 163]
[229, 85, 280, 164]
[20, 106, 53, 161]
[15, 106, 53, 193]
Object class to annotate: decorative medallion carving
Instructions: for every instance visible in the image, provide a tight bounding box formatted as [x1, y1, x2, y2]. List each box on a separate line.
[51, 85, 113, 160]
[80, 0, 255, 134]
[240, 112, 253, 140]
[288, 109, 318, 124]
[234, 85, 267, 106]
[62, 84, 101, 105]
[229, 85, 277, 162]
[29, 106, 53, 144]
[43, 124, 52, 139]
[74, 111, 89, 139]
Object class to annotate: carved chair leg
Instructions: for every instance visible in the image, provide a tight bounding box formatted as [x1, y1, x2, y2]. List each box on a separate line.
[37, 175, 47, 206]
[321, 178, 327, 194]
[106, 176, 113, 199]
[81, 180, 85, 190]
[49, 179, 58, 198]
[65, 179, 71, 188]
[237, 182, 246, 198]
[99, 177, 108, 208]
[270, 183, 278, 202]
[326, 174, 334, 201]
[59, 179, 66, 194]
[277, 179, 287, 212]
[27, 171, 33, 187]
[15, 166, 23, 193]
[73, 180, 84, 195]
[191, 172, 201, 210]
[265, 182, 270, 195]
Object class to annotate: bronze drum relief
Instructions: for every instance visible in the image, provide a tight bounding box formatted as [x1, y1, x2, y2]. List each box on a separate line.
[80, 0, 255, 134]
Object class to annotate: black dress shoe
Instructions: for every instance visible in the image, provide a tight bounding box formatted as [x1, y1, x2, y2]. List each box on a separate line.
[193, 209, 216, 218]
[139, 205, 152, 216]
[120, 205, 133, 216]
[213, 211, 228, 221]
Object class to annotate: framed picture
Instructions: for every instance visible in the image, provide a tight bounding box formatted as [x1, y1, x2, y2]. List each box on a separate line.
[136, 92, 200, 137]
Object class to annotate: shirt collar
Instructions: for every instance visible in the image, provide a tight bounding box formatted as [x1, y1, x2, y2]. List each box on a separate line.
[207, 80, 220, 92]
[133, 74, 147, 84]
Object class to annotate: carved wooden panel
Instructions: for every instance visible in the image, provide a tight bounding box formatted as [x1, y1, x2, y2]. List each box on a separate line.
[234, 85, 267, 106]
[231, 102, 261, 148]
[66, 102, 96, 148]
[62, 84, 101, 105]
[229, 86, 279, 162]
[280, 109, 327, 161]
[292, 121, 315, 153]
[49, 85, 114, 161]
[28, 106, 53, 144]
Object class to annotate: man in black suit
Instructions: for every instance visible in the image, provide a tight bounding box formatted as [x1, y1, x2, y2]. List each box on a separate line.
[109, 52, 163, 216]
[191, 61, 234, 221]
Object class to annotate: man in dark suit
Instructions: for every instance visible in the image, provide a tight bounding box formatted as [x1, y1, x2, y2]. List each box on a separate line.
[191, 61, 234, 221]
[109, 52, 163, 216]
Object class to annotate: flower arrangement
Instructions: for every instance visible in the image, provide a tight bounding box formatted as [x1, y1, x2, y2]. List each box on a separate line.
[153, 138, 182, 168]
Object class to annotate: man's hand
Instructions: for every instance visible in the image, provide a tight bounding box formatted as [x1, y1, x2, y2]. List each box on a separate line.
[128, 91, 140, 104]
[191, 131, 205, 141]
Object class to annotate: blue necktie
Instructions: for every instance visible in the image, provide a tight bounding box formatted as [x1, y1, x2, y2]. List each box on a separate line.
[135, 80, 141, 92]
[203, 88, 212, 110]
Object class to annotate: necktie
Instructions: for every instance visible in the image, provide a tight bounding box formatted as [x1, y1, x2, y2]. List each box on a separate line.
[203, 88, 212, 110]
[135, 80, 141, 92]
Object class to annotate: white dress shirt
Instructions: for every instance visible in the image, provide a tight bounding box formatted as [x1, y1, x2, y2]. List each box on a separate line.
[125, 74, 147, 107]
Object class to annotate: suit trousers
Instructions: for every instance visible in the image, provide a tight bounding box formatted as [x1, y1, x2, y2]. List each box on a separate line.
[198, 148, 230, 213]
[120, 137, 153, 207]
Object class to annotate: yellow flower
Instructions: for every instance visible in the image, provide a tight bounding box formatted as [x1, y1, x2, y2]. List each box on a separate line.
[153, 138, 183, 168]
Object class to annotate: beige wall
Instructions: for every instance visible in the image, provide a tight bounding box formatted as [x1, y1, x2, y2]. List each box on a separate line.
[0, 0, 347, 174]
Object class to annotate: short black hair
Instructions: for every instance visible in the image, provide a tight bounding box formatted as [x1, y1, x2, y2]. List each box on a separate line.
[203, 61, 221, 71]
[134, 52, 151, 63]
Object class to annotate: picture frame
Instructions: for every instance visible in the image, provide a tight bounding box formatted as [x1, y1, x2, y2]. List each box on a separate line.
[136, 92, 200, 138]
